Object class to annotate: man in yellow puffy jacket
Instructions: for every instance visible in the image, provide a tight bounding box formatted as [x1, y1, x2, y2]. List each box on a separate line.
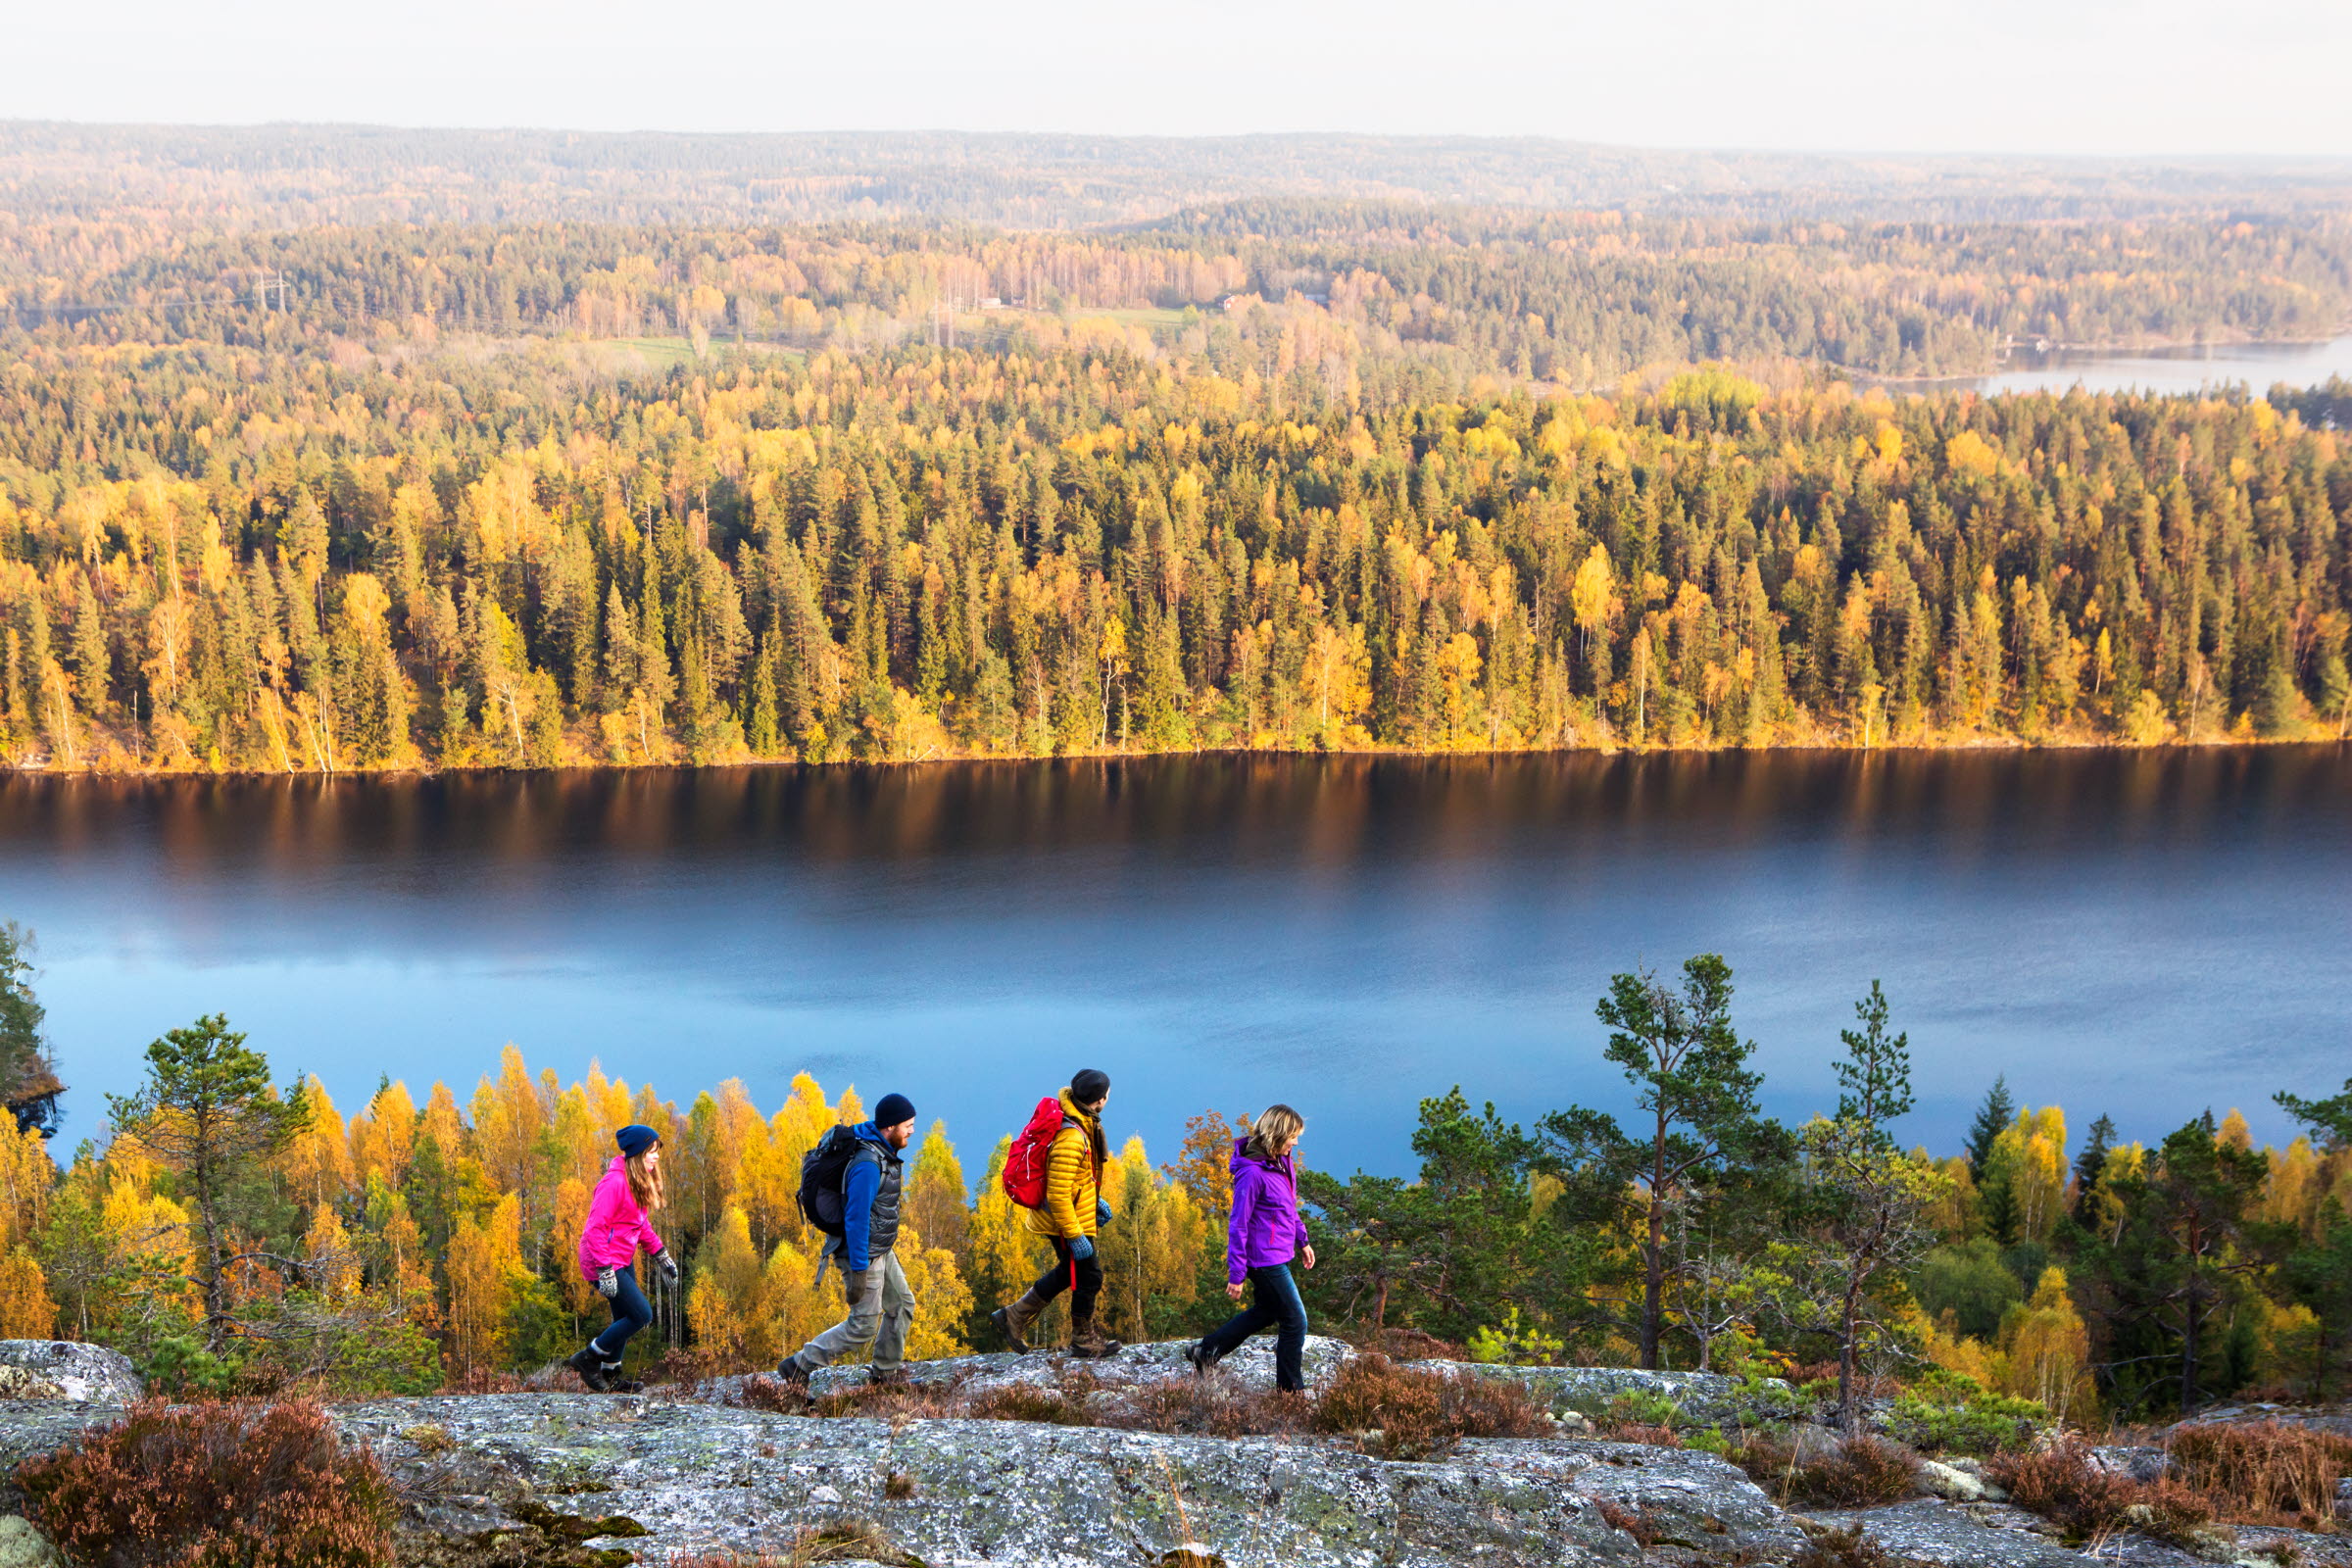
[991, 1067, 1123, 1358]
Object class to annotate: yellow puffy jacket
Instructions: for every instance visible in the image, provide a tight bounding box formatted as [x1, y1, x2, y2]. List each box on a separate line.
[1022, 1088, 1104, 1240]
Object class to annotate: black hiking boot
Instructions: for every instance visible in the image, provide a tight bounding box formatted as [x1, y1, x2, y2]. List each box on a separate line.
[772, 1356, 813, 1402]
[566, 1346, 611, 1393]
[1185, 1340, 1224, 1376]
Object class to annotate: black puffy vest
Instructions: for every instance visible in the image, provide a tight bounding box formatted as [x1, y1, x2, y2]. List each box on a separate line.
[855, 1136, 906, 1257]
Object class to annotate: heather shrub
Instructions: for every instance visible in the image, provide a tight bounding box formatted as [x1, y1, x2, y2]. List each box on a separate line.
[1309, 1352, 1549, 1458]
[18, 1396, 394, 1568]
[1739, 1434, 1920, 1507]
[1988, 1436, 2214, 1545]
[664, 1524, 920, 1566]
[962, 1383, 1091, 1426]
[1116, 1375, 1310, 1440]
[1793, 1521, 1894, 1568]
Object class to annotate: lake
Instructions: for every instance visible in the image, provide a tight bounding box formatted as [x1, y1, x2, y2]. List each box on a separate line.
[1, 748, 2346, 1178]
[1868, 334, 2352, 399]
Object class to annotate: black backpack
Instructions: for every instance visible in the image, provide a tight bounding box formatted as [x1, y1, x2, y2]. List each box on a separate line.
[797, 1126, 866, 1236]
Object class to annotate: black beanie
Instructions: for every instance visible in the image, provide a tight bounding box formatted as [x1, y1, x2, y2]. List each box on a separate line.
[1070, 1068, 1110, 1105]
[874, 1092, 916, 1128]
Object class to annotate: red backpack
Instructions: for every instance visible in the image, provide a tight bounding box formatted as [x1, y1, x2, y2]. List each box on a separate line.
[1001, 1096, 1065, 1209]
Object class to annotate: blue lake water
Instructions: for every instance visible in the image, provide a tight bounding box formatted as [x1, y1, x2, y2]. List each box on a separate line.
[1870, 334, 2352, 399]
[0, 748, 2345, 1178]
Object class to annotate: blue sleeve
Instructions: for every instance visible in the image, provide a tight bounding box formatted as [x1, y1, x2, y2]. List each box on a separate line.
[842, 1153, 880, 1272]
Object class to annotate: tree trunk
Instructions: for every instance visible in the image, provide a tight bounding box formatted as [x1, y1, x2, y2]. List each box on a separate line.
[1642, 1111, 1668, 1369]
[1839, 1278, 1865, 1437]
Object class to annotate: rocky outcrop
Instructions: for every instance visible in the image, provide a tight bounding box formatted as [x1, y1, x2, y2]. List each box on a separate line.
[0, 1344, 140, 1405]
[800, 1336, 1798, 1431]
[0, 1516, 59, 1568]
[802, 1334, 1356, 1402]
[0, 1340, 2341, 1568]
[344, 1394, 1809, 1567]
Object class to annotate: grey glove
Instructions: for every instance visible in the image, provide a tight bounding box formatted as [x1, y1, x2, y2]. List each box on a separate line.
[595, 1266, 618, 1300]
[1096, 1199, 1112, 1228]
[1068, 1236, 1095, 1262]
[654, 1249, 679, 1285]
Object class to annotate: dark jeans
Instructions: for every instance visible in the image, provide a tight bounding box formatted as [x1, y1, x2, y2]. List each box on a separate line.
[1027, 1237, 1103, 1319]
[589, 1264, 651, 1361]
[1200, 1263, 1308, 1391]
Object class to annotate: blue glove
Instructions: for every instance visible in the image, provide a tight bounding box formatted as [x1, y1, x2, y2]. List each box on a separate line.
[1068, 1236, 1095, 1262]
[1096, 1199, 1112, 1228]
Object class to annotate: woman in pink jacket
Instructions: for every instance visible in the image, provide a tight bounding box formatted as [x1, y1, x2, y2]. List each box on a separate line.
[567, 1124, 679, 1392]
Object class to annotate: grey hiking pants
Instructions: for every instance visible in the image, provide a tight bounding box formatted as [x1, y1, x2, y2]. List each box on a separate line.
[791, 1250, 913, 1374]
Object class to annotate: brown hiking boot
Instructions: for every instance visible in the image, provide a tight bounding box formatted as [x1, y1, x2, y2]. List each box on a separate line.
[1068, 1312, 1123, 1359]
[991, 1287, 1049, 1353]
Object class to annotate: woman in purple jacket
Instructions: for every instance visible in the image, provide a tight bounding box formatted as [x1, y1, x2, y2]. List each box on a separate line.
[1186, 1103, 1316, 1392]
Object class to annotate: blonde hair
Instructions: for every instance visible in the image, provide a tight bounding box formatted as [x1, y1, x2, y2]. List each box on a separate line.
[625, 1146, 665, 1213]
[1246, 1103, 1304, 1161]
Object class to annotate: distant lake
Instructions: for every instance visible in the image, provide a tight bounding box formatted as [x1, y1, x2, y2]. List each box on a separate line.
[1868, 334, 2352, 399]
[1, 750, 2345, 1178]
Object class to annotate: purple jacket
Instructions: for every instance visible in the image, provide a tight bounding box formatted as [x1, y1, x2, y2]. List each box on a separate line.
[1227, 1137, 1309, 1284]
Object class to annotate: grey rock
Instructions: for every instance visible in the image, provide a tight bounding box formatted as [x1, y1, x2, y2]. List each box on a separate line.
[0, 1518, 60, 1568]
[2337, 1475, 2351, 1521]
[1418, 1360, 1801, 1428]
[1806, 1497, 2088, 1567]
[799, 1334, 1356, 1401]
[0, 1343, 140, 1405]
[321, 1389, 1818, 1567]
[2092, 1444, 2173, 1483]
[1919, 1457, 1992, 1502]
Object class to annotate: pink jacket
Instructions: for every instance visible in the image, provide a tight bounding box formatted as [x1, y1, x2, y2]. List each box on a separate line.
[577, 1156, 666, 1279]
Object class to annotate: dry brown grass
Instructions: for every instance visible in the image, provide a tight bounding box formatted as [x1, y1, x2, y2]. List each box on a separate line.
[1991, 1422, 2352, 1544]
[2165, 1421, 2352, 1528]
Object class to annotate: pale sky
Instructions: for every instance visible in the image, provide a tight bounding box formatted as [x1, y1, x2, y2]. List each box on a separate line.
[9, 0, 2351, 158]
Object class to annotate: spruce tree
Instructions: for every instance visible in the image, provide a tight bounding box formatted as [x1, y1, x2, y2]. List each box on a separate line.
[1834, 980, 1914, 1140]
[1963, 1074, 2015, 1177]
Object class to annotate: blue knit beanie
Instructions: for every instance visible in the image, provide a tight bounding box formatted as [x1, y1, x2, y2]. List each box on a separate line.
[873, 1093, 916, 1128]
[615, 1124, 659, 1158]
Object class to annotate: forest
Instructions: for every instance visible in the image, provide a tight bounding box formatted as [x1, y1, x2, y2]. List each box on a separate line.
[1, 921, 2345, 1431]
[1, 125, 2348, 775]
[2, 341, 2348, 773]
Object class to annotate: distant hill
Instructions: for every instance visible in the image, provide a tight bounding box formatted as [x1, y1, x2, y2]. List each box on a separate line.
[6, 122, 2351, 230]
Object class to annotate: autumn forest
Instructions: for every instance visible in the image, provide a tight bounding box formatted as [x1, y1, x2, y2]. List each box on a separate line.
[2, 127, 2350, 774]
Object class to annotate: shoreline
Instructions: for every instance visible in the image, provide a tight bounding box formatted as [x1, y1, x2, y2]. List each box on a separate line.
[1832, 327, 2352, 387]
[3, 731, 2342, 783]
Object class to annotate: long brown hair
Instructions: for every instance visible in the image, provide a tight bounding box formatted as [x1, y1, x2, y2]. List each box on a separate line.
[625, 1145, 665, 1213]
[1245, 1103, 1304, 1163]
